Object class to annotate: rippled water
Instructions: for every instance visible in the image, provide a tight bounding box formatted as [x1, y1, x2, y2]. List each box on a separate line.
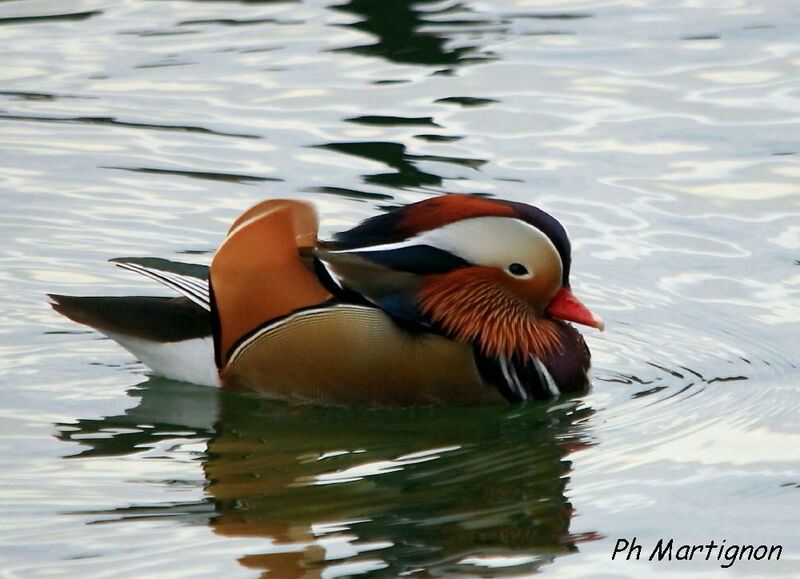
[1, 0, 799, 576]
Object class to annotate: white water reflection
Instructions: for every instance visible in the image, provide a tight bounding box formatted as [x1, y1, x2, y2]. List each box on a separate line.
[1, 0, 799, 576]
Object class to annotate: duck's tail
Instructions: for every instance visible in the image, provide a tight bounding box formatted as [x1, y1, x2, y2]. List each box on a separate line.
[49, 292, 218, 387]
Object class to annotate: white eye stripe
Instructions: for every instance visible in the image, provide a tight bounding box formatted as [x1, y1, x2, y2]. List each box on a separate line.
[330, 218, 540, 254]
[421, 218, 559, 269]
[334, 217, 559, 261]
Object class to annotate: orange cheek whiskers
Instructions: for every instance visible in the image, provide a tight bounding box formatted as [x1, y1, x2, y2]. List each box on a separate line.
[418, 269, 561, 361]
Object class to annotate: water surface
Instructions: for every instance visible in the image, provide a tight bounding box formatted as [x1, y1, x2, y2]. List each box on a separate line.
[1, 0, 798, 576]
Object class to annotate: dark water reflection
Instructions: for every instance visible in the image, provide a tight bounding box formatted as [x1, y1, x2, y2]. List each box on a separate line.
[58, 378, 596, 576]
[0, 10, 101, 26]
[318, 141, 484, 188]
[333, 0, 495, 67]
[0, 113, 261, 139]
[3, 0, 799, 575]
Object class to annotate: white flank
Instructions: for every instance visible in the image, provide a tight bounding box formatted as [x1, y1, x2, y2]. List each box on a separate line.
[103, 331, 220, 387]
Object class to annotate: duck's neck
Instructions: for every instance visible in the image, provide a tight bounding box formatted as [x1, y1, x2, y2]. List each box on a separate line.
[418, 271, 562, 361]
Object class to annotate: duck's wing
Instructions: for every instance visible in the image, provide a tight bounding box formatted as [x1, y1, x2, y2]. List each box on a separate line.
[49, 294, 210, 342]
[111, 257, 210, 310]
[209, 199, 332, 366]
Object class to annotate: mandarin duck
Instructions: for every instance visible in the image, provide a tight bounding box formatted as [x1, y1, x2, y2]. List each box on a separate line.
[50, 194, 603, 406]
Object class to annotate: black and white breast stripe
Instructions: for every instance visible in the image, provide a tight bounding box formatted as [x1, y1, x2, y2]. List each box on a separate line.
[475, 352, 561, 402]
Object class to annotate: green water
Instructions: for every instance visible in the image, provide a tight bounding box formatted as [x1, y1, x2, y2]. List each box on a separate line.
[1, 0, 798, 576]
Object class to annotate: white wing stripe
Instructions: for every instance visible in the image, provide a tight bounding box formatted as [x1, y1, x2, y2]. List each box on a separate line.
[116, 262, 211, 310]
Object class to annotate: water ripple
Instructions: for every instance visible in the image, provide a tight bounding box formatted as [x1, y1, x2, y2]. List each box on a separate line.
[2, 0, 799, 576]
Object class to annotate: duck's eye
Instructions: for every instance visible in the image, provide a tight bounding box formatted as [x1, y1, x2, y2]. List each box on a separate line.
[507, 263, 529, 277]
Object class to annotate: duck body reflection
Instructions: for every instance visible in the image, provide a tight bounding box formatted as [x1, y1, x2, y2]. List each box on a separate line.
[59, 378, 597, 576]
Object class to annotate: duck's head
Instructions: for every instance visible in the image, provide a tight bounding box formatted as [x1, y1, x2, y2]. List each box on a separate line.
[316, 194, 603, 362]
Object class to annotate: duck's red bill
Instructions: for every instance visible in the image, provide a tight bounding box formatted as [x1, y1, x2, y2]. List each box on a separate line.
[546, 286, 604, 331]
